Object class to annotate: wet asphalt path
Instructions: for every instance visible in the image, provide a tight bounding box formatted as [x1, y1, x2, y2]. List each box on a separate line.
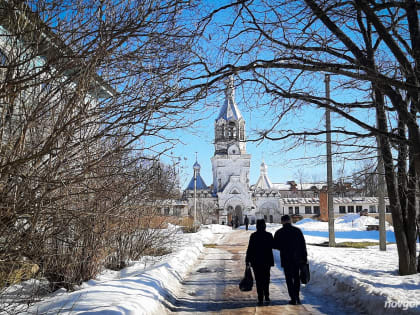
[163, 230, 363, 315]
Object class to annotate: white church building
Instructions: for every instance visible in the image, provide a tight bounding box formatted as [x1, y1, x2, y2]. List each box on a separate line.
[182, 77, 390, 225]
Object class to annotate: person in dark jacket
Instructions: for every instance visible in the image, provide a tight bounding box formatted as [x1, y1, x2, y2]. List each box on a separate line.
[245, 219, 274, 306]
[273, 215, 308, 305]
[244, 215, 249, 231]
[234, 215, 239, 228]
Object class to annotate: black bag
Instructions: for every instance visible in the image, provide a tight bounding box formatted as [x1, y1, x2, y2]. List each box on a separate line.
[300, 263, 310, 284]
[239, 265, 254, 291]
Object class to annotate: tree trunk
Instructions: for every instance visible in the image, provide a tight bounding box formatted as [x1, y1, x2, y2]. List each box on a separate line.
[407, 118, 419, 273]
[375, 88, 417, 275]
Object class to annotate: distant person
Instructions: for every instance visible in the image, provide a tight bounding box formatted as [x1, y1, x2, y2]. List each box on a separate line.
[245, 219, 274, 306]
[234, 216, 239, 228]
[274, 215, 308, 305]
[244, 215, 249, 231]
[230, 219, 234, 229]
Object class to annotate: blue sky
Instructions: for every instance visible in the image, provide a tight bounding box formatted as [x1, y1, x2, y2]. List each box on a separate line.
[156, 1, 379, 190]
[159, 70, 377, 191]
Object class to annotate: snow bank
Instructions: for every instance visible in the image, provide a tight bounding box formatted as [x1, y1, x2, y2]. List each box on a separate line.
[295, 218, 317, 225]
[296, 213, 393, 232]
[27, 224, 232, 315]
[306, 241, 420, 314]
[267, 223, 419, 314]
[294, 218, 328, 231]
[335, 214, 393, 231]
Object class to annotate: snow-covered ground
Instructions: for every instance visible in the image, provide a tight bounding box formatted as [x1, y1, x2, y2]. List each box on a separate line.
[5, 225, 233, 315]
[3, 215, 419, 314]
[263, 215, 420, 314]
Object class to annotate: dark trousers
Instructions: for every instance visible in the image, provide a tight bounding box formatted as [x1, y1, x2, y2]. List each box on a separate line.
[252, 266, 271, 301]
[245, 224, 249, 231]
[284, 265, 300, 301]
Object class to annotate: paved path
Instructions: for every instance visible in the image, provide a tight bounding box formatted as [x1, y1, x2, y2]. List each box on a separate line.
[164, 230, 362, 314]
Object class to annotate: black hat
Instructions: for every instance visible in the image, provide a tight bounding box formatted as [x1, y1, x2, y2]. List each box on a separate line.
[281, 215, 291, 223]
[256, 219, 266, 231]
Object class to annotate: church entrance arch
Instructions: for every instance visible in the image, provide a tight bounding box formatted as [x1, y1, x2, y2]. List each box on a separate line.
[259, 201, 279, 223]
[226, 203, 244, 226]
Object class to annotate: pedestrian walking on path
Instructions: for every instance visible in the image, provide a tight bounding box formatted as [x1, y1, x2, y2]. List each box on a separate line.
[245, 219, 274, 306]
[244, 215, 249, 231]
[274, 214, 308, 305]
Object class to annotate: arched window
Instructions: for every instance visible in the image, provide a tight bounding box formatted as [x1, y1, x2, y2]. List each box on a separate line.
[228, 122, 235, 139]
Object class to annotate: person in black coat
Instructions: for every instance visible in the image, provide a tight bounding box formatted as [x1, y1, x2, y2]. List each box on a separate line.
[245, 219, 274, 305]
[273, 215, 308, 305]
[244, 215, 249, 231]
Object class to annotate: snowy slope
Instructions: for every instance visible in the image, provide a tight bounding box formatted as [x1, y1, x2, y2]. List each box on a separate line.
[25, 225, 232, 315]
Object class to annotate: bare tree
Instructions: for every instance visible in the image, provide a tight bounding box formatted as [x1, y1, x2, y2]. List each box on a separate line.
[197, 199, 218, 224]
[188, 0, 419, 275]
[350, 160, 381, 196]
[0, 0, 202, 310]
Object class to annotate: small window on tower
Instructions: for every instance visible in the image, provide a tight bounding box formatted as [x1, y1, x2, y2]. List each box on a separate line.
[228, 122, 235, 139]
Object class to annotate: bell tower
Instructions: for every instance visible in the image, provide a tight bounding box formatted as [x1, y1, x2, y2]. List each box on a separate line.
[211, 76, 251, 194]
[214, 76, 246, 155]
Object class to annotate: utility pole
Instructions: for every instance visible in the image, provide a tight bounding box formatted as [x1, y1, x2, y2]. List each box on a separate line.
[193, 152, 198, 232]
[325, 74, 335, 247]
